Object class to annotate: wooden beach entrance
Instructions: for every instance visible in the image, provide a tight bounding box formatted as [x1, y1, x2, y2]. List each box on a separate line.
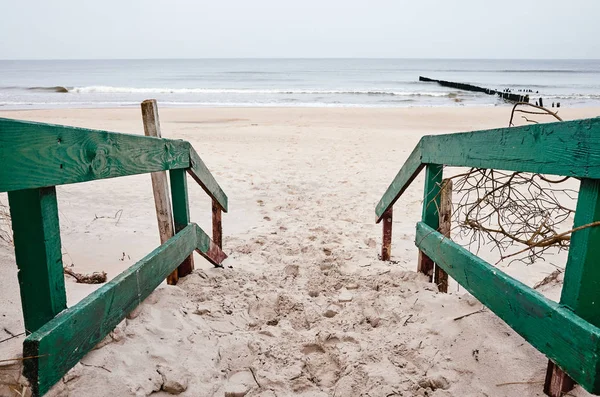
[3, 104, 600, 396]
[0, 100, 228, 396]
[376, 117, 600, 396]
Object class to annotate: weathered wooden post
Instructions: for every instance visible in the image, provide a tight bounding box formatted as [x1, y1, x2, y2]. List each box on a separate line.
[141, 99, 178, 285]
[381, 207, 393, 260]
[212, 200, 223, 249]
[8, 187, 67, 334]
[417, 165, 442, 280]
[434, 178, 452, 293]
[544, 178, 600, 396]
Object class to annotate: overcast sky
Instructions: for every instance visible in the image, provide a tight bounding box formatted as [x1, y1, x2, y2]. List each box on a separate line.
[1, 0, 599, 60]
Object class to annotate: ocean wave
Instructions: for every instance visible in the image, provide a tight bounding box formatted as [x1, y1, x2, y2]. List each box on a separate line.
[436, 69, 600, 74]
[27, 86, 69, 93]
[542, 94, 600, 100]
[67, 86, 453, 97]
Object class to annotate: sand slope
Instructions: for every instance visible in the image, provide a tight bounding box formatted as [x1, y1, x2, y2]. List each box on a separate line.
[1, 106, 599, 397]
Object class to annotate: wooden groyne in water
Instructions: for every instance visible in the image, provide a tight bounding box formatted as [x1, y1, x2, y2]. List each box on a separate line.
[419, 76, 530, 103]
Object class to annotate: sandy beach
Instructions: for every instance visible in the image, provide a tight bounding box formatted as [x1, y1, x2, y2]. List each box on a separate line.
[1, 105, 599, 397]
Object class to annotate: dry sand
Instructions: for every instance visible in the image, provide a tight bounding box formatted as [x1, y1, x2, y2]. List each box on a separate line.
[1, 106, 599, 397]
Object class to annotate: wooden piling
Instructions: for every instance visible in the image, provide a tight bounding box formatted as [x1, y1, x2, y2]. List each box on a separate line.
[381, 207, 393, 260]
[141, 99, 178, 285]
[212, 200, 223, 249]
[434, 178, 452, 293]
[544, 361, 575, 397]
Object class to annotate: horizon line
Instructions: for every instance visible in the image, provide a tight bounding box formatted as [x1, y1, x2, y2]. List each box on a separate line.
[1, 57, 599, 62]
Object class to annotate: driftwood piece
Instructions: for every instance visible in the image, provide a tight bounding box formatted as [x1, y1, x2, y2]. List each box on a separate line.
[64, 268, 107, 284]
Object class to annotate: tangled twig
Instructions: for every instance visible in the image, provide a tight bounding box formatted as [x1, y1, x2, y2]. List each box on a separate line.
[508, 102, 562, 127]
[421, 104, 594, 265]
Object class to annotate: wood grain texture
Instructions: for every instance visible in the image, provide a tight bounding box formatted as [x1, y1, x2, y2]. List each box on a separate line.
[169, 168, 194, 277]
[415, 222, 600, 393]
[381, 207, 393, 261]
[545, 361, 575, 397]
[417, 165, 442, 279]
[375, 143, 424, 221]
[8, 187, 67, 334]
[195, 223, 227, 266]
[212, 200, 223, 249]
[421, 165, 442, 228]
[141, 100, 178, 285]
[188, 148, 228, 212]
[560, 178, 600, 327]
[0, 117, 190, 192]
[23, 224, 198, 397]
[375, 117, 600, 221]
[420, 117, 600, 177]
[434, 178, 452, 293]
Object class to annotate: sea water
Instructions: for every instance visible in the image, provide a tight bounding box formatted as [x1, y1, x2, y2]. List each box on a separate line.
[1, 58, 599, 109]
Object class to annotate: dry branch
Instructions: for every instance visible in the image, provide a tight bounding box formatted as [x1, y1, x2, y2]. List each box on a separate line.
[64, 268, 107, 284]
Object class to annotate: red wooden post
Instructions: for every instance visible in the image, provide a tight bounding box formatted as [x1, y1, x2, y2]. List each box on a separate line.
[212, 200, 222, 249]
[381, 207, 393, 261]
[544, 361, 575, 397]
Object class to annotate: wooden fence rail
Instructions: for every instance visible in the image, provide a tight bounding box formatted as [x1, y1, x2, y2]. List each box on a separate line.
[0, 104, 229, 396]
[376, 117, 600, 396]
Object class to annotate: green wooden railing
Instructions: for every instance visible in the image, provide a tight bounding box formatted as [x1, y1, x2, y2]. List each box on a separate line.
[375, 117, 600, 396]
[0, 116, 229, 396]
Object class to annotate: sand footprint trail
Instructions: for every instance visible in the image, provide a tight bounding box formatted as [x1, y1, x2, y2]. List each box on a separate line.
[1, 107, 597, 396]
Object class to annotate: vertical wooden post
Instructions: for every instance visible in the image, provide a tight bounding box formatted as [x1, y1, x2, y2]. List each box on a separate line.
[545, 178, 600, 395]
[8, 187, 67, 334]
[212, 200, 222, 249]
[170, 168, 195, 277]
[544, 361, 575, 397]
[418, 164, 442, 281]
[434, 178, 452, 293]
[381, 207, 393, 261]
[141, 99, 178, 285]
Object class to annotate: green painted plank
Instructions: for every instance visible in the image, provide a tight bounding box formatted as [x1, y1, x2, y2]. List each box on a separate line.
[375, 118, 600, 222]
[195, 223, 228, 265]
[422, 164, 443, 228]
[420, 117, 600, 177]
[0, 117, 190, 192]
[23, 224, 198, 396]
[169, 169, 191, 232]
[8, 187, 67, 334]
[188, 148, 228, 212]
[375, 143, 424, 221]
[169, 168, 194, 276]
[415, 222, 600, 393]
[561, 179, 600, 327]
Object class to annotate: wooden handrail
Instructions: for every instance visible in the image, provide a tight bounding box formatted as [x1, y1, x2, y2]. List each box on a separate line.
[0, 117, 229, 212]
[0, 117, 190, 192]
[375, 116, 600, 396]
[415, 222, 600, 392]
[188, 147, 228, 212]
[375, 117, 600, 222]
[23, 223, 225, 396]
[3, 111, 230, 396]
